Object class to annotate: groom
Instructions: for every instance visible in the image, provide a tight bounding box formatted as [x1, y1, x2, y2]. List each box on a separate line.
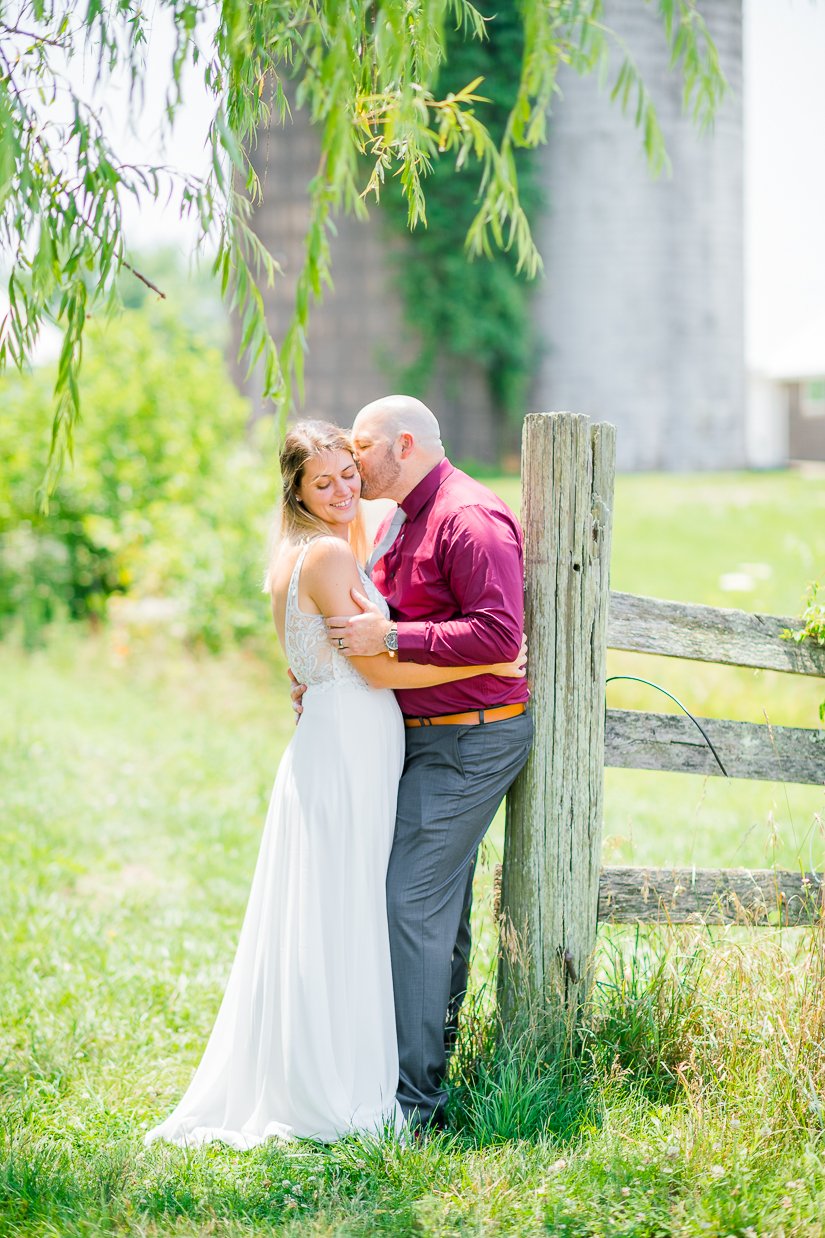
[301, 395, 533, 1129]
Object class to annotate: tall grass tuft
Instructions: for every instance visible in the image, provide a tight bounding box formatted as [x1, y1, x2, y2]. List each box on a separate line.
[450, 920, 825, 1169]
[586, 921, 825, 1150]
[447, 988, 599, 1146]
[585, 925, 711, 1102]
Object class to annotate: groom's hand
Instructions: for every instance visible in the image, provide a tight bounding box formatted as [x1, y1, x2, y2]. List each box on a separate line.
[325, 589, 391, 657]
[288, 669, 307, 721]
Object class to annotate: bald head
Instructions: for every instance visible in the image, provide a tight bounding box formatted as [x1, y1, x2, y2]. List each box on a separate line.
[352, 395, 445, 502]
[354, 395, 443, 450]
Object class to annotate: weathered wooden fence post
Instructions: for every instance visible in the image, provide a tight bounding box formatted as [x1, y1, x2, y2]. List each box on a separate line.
[498, 412, 616, 1026]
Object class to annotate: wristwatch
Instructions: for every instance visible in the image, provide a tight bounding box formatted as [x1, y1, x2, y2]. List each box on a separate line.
[384, 623, 399, 658]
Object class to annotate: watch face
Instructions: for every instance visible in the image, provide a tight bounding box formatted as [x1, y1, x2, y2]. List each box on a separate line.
[385, 629, 399, 652]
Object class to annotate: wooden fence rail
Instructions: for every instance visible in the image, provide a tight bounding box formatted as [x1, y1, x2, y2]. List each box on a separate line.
[499, 412, 825, 1026]
[608, 591, 825, 677]
[605, 709, 825, 783]
[597, 866, 822, 926]
[599, 866, 825, 926]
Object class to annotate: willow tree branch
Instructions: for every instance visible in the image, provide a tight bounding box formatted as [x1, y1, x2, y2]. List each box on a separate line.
[0, 21, 66, 49]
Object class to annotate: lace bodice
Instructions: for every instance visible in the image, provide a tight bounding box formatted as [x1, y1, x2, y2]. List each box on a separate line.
[284, 540, 389, 690]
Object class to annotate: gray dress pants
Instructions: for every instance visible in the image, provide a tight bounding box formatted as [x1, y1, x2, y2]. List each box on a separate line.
[386, 709, 534, 1126]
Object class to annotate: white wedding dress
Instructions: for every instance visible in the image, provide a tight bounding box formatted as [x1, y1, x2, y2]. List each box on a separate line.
[146, 542, 406, 1147]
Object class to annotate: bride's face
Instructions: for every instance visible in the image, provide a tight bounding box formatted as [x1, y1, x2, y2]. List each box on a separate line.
[296, 449, 361, 531]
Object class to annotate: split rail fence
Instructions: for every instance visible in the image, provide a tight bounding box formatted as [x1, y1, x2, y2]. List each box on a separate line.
[498, 411, 825, 1023]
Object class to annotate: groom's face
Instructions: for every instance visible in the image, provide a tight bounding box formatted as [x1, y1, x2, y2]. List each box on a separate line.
[352, 414, 402, 501]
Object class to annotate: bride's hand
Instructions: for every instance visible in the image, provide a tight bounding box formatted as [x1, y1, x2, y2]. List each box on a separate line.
[493, 634, 528, 679]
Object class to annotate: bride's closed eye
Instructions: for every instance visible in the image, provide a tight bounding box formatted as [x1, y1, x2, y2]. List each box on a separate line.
[317, 470, 356, 491]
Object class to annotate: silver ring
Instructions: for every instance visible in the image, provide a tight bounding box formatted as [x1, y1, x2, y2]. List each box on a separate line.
[337, 637, 344, 649]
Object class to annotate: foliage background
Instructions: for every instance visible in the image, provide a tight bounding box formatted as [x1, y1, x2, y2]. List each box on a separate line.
[0, 0, 724, 489]
[0, 287, 276, 651]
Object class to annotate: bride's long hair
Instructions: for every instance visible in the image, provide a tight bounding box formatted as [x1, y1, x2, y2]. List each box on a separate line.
[265, 420, 367, 590]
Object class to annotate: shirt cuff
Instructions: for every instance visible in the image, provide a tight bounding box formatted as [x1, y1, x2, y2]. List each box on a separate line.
[396, 622, 429, 663]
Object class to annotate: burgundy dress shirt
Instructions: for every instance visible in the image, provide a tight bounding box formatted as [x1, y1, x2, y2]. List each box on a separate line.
[371, 459, 528, 718]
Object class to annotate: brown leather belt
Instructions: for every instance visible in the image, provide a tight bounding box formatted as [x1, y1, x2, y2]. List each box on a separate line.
[404, 703, 526, 729]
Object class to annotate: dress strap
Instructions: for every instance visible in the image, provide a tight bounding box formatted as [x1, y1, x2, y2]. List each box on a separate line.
[287, 541, 315, 605]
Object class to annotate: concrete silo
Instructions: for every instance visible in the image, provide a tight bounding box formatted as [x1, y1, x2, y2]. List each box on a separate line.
[531, 0, 745, 470]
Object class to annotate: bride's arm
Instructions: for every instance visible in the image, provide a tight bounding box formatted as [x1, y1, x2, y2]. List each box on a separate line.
[351, 651, 525, 690]
[302, 539, 525, 690]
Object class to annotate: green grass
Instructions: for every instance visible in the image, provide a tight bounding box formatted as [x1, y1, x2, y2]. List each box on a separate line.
[494, 468, 825, 615]
[2, 470, 825, 1235]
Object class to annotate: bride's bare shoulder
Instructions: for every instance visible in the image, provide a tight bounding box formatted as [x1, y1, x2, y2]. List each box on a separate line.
[301, 537, 362, 612]
[270, 536, 358, 621]
[302, 535, 357, 573]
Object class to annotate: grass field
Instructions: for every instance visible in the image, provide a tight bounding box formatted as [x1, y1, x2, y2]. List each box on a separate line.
[1, 470, 825, 1235]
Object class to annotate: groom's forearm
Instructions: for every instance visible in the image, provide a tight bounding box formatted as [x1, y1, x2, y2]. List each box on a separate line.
[397, 612, 521, 667]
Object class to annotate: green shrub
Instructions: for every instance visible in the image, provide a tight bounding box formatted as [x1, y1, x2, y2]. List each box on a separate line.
[0, 305, 276, 649]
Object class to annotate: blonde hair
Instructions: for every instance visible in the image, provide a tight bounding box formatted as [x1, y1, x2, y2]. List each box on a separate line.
[265, 420, 367, 590]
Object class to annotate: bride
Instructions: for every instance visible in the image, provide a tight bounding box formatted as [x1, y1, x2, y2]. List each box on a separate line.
[145, 420, 525, 1148]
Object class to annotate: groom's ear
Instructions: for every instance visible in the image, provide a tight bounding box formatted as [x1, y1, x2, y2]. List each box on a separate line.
[398, 433, 415, 459]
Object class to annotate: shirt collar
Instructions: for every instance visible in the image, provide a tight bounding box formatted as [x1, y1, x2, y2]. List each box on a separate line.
[399, 458, 454, 523]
